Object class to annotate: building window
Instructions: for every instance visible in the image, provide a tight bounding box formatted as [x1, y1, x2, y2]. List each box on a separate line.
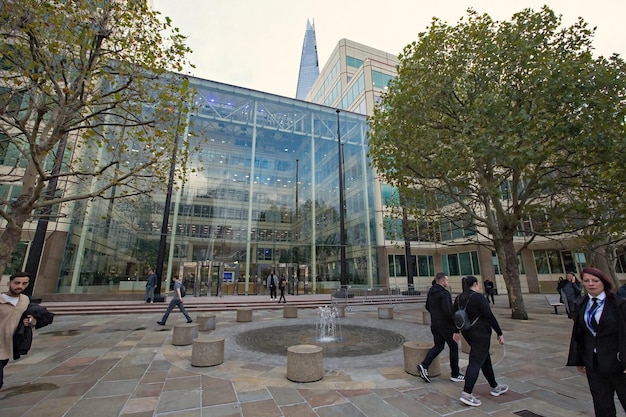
[533, 249, 569, 274]
[346, 56, 363, 68]
[442, 251, 480, 276]
[388, 254, 406, 277]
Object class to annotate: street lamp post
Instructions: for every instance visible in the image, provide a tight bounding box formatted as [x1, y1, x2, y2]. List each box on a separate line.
[336, 109, 348, 289]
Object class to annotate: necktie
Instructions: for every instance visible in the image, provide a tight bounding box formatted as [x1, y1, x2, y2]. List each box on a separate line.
[589, 298, 598, 331]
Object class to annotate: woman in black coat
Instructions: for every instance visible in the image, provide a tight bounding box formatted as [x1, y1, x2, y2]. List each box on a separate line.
[566, 267, 626, 416]
[453, 275, 507, 407]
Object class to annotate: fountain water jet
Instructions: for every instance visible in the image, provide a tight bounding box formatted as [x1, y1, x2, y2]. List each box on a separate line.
[316, 305, 342, 342]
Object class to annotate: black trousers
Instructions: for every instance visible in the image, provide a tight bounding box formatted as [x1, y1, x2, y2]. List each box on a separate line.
[0, 358, 9, 389]
[421, 327, 459, 376]
[586, 366, 626, 416]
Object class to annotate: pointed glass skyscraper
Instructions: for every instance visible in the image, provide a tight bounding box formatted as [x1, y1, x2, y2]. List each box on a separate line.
[295, 19, 319, 100]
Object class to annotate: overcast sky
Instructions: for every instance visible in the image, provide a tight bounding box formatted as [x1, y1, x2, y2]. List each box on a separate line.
[152, 0, 626, 98]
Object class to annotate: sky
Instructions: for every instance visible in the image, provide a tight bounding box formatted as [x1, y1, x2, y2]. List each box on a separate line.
[152, 0, 626, 98]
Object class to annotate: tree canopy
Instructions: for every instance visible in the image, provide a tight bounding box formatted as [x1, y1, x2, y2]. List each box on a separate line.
[368, 6, 626, 319]
[0, 0, 193, 275]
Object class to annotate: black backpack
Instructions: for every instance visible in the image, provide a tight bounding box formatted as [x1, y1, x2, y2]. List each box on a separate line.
[179, 285, 186, 298]
[454, 292, 478, 331]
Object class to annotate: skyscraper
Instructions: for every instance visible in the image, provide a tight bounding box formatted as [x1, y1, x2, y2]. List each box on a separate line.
[295, 19, 319, 100]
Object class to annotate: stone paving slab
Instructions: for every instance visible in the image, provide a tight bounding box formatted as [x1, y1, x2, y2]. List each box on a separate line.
[0, 294, 606, 416]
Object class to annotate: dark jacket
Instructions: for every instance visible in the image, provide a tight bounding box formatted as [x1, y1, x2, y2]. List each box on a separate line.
[13, 303, 55, 360]
[561, 281, 582, 314]
[567, 293, 626, 374]
[425, 283, 456, 333]
[453, 290, 503, 337]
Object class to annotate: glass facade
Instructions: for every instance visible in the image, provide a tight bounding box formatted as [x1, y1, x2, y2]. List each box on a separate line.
[56, 79, 379, 294]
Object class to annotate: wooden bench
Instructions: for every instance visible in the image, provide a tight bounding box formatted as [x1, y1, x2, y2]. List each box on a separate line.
[544, 294, 564, 314]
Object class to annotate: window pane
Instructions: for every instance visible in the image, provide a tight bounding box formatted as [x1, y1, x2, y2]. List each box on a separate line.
[396, 255, 406, 277]
[534, 250, 550, 274]
[388, 254, 395, 277]
[547, 250, 563, 274]
[448, 254, 459, 276]
[471, 251, 480, 275]
[459, 252, 473, 275]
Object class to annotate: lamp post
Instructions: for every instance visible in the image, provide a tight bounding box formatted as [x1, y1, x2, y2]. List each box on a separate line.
[336, 109, 348, 289]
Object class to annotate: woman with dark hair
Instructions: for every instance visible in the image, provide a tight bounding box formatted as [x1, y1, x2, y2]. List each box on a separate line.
[566, 267, 626, 416]
[453, 275, 507, 407]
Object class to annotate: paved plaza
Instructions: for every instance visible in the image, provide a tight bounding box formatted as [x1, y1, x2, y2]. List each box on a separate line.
[0, 294, 607, 417]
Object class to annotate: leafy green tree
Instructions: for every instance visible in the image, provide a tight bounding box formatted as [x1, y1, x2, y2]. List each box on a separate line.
[368, 7, 626, 319]
[0, 0, 193, 275]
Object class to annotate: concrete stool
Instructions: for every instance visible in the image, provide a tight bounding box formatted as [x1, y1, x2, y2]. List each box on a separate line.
[191, 336, 225, 367]
[286, 344, 324, 382]
[283, 305, 298, 318]
[172, 323, 198, 346]
[236, 308, 252, 322]
[422, 310, 431, 325]
[461, 334, 471, 354]
[335, 305, 345, 317]
[378, 305, 394, 319]
[403, 341, 441, 377]
[196, 313, 216, 331]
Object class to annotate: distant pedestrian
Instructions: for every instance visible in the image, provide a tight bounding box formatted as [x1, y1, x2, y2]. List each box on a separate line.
[157, 276, 192, 325]
[561, 272, 582, 319]
[145, 267, 157, 303]
[278, 274, 287, 303]
[267, 270, 278, 300]
[483, 278, 495, 304]
[1, 272, 35, 390]
[418, 272, 464, 384]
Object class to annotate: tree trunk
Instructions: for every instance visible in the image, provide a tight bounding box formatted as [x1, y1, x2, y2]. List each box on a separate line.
[497, 238, 528, 320]
[0, 207, 31, 276]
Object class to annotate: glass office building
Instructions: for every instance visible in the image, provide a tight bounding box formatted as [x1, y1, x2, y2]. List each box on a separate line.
[55, 78, 379, 295]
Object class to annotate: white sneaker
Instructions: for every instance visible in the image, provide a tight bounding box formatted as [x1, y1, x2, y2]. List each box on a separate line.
[490, 384, 509, 397]
[450, 373, 465, 382]
[417, 364, 430, 383]
[460, 392, 481, 406]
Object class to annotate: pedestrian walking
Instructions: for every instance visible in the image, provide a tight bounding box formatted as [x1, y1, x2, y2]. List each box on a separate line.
[418, 272, 464, 383]
[145, 267, 157, 303]
[156, 276, 192, 325]
[267, 270, 278, 300]
[1, 272, 35, 390]
[278, 274, 287, 303]
[561, 272, 583, 318]
[483, 278, 495, 304]
[454, 275, 507, 407]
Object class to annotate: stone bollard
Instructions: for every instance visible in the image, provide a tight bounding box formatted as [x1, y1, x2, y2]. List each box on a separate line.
[378, 305, 394, 319]
[172, 323, 199, 346]
[236, 308, 253, 322]
[403, 341, 441, 377]
[191, 336, 225, 367]
[286, 344, 324, 382]
[335, 305, 345, 317]
[422, 310, 431, 325]
[283, 305, 298, 318]
[196, 313, 216, 331]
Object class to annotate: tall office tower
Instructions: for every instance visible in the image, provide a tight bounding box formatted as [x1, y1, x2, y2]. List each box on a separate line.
[295, 19, 320, 100]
